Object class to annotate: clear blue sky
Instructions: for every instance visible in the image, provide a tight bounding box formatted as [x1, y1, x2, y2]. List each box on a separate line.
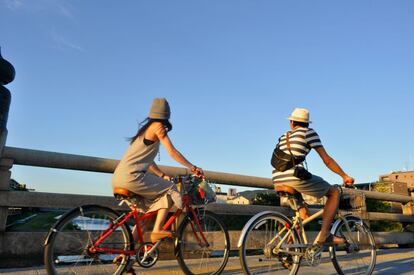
[1, 0, 413, 196]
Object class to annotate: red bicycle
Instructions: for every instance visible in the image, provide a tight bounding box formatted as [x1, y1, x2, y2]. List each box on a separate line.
[44, 175, 230, 275]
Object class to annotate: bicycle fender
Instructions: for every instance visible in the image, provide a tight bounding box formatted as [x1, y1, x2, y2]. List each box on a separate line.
[44, 206, 84, 246]
[237, 211, 291, 248]
[43, 227, 56, 246]
[330, 215, 362, 235]
[43, 204, 119, 246]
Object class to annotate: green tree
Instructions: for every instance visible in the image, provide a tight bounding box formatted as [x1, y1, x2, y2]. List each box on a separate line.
[253, 193, 280, 206]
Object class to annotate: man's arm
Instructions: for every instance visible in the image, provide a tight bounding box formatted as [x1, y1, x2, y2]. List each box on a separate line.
[314, 146, 354, 186]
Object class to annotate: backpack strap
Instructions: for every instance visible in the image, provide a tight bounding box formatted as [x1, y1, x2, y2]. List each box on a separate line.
[285, 132, 296, 166]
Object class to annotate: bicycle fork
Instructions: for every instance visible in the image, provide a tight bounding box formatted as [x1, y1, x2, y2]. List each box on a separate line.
[340, 217, 363, 253]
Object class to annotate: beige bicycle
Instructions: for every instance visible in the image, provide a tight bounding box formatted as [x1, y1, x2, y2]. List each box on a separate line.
[237, 185, 376, 275]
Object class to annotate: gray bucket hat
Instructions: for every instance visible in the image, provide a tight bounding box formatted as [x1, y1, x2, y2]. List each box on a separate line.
[149, 98, 171, 120]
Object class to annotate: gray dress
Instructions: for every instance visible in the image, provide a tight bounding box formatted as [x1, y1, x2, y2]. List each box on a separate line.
[112, 135, 182, 212]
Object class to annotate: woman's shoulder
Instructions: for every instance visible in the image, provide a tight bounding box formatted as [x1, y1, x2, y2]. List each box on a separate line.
[149, 122, 167, 137]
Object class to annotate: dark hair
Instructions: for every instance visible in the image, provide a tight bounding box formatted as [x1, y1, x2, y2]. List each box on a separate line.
[292, 120, 309, 128]
[129, 117, 172, 144]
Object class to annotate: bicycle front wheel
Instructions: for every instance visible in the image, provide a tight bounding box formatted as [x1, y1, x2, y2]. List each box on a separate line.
[44, 205, 134, 275]
[176, 210, 230, 275]
[330, 216, 376, 275]
[238, 212, 302, 275]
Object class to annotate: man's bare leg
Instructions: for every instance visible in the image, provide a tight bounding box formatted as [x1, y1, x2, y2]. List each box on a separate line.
[318, 186, 344, 244]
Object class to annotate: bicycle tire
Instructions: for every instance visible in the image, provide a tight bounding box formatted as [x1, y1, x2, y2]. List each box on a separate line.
[238, 211, 302, 275]
[44, 205, 134, 275]
[330, 216, 376, 275]
[175, 210, 230, 275]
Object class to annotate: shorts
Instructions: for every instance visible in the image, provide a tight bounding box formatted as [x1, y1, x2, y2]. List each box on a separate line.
[275, 174, 331, 199]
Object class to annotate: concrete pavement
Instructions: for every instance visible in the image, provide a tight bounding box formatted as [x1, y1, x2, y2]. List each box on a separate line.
[1, 248, 413, 275]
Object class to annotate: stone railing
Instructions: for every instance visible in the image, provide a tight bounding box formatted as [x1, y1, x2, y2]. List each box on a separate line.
[0, 147, 414, 267]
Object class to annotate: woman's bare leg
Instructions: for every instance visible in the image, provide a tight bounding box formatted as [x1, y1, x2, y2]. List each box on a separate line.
[153, 208, 169, 233]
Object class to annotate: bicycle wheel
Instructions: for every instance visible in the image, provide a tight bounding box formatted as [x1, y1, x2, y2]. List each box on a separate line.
[330, 216, 376, 275]
[238, 212, 302, 275]
[44, 205, 134, 275]
[176, 210, 230, 275]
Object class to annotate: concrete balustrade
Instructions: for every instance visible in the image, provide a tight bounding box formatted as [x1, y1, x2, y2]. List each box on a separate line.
[0, 147, 414, 267]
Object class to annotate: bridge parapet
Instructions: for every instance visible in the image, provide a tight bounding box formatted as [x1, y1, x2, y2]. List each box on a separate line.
[0, 47, 14, 234]
[0, 146, 414, 267]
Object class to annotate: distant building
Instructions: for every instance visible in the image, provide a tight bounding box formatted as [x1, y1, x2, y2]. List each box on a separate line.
[379, 171, 414, 191]
[227, 190, 277, 205]
[227, 188, 237, 197]
[9, 179, 33, 191]
[213, 186, 238, 204]
[228, 195, 251, 205]
[215, 191, 230, 204]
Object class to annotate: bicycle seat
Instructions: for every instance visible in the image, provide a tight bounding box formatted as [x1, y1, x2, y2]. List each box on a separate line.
[275, 185, 298, 197]
[113, 187, 143, 200]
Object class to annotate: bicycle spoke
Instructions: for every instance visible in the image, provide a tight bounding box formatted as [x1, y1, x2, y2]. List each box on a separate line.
[44, 206, 132, 275]
[331, 218, 376, 275]
[176, 212, 230, 275]
[239, 213, 302, 275]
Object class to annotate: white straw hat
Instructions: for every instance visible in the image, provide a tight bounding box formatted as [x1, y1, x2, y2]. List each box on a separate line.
[288, 108, 312, 123]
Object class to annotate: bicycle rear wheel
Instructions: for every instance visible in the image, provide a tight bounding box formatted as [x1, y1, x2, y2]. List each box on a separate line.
[330, 216, 376, 275]
[238, 212, 302, 275]
[176, 210, 230, 275]
[44, 205, 134, 275]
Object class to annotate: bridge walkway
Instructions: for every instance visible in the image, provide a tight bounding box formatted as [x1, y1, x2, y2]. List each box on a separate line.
[1, 248, 413, 275]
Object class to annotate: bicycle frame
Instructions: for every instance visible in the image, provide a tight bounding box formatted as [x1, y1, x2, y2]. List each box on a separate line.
[268, 202, 357, 256]
[89, 193, 210, 257]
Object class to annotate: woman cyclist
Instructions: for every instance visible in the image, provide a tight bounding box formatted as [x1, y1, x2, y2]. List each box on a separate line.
[112, 97, 204, 243]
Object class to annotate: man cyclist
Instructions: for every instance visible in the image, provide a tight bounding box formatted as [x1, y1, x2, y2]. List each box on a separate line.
[272, 107, 354, 245]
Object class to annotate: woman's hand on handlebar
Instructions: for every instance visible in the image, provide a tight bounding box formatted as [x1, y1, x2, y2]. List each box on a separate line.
[343, 175, 354, 187]
[191, 166, 204, 178]
[162, 174, 172, 181]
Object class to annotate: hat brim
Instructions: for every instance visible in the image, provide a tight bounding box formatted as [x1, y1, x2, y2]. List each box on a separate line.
[287, 116, 312, 123]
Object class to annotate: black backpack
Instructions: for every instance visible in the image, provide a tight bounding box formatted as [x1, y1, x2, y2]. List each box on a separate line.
[271, 132, 305, 172]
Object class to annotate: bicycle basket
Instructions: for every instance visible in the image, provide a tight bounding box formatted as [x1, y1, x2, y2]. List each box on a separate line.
[184, 177, 217, 205]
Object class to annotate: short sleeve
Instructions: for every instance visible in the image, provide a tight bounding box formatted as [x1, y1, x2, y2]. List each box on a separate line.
[306, 128, 322, 149]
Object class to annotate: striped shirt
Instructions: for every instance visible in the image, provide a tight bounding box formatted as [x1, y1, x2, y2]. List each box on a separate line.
[272, 127, 323, 183]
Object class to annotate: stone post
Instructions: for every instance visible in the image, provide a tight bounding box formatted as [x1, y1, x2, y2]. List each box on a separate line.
[0, 47, 15, 232]
[402, 202, 414, 232]
[354, 191, 369, 225]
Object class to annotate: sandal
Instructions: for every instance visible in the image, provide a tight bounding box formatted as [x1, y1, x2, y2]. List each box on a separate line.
[318, 233, 347, 246]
